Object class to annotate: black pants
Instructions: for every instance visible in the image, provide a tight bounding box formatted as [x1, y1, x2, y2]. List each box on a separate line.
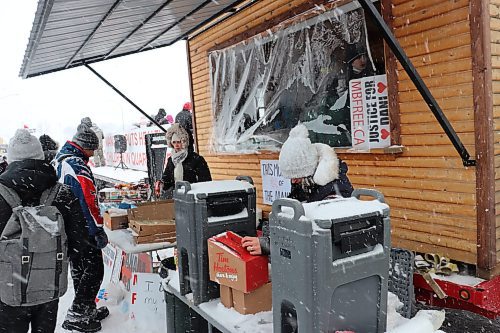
[69, 245, 104, 314]
[0, 299, 59, 333]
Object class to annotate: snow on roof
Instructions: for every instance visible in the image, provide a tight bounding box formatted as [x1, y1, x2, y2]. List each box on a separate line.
[187, 180, 254, 195]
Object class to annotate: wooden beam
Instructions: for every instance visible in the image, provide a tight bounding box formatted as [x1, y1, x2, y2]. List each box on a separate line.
[470, 0, 497, 276]
[186, 41, 199, 152]
[381, 0, 401, 146]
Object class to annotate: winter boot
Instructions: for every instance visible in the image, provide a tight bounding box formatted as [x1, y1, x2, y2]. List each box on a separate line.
[62, 309, 101, 333]
[94, 306, 110, 321]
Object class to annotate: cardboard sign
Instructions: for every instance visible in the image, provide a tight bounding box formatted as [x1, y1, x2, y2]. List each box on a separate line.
[102, 244, 118, 284]
[121, 252, 153, 291]
[129, 273, 166, 332]
[260, 160, 291, 205]
[349, 74, 390, 150]
[208, 231, 269, 293]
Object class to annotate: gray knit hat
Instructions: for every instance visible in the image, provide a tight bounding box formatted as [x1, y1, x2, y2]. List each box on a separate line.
[73, 123, 99, 150]
[81, 117, 92, 127]
[7, 129, 45, 163]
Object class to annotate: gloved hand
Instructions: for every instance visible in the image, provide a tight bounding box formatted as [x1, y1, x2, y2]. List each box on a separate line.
[94, 228, 109, 249]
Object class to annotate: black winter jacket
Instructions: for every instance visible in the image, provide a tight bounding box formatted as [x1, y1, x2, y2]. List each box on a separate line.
[259, 160, 353, 255]
[160, 151, 212, 197]
[0, 160, 90, 257]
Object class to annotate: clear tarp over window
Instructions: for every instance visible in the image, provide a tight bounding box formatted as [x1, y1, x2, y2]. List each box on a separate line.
[209, 4, 372, 153]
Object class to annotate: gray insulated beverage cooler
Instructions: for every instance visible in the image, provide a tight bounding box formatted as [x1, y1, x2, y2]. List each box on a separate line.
[174, 176, 257, 305]
[270, 189, 390, 333]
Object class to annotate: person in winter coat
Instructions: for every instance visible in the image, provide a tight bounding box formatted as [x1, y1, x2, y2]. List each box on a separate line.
[241, 124, 353, 256]
[175, 102, 195, 151]
[0, 129, 89, 333]
[154, 124, 211, 198]
[39, 134, 59, 162]
[53, 123, 109, 333]
[81, 117, 105, 167]
[148, 108, 168, 127]
[0, 156, 7, 175]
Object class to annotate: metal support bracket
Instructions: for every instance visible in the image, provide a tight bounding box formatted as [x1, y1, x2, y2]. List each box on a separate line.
[357, 0, 476, 167]
[85, 64, 167, 133]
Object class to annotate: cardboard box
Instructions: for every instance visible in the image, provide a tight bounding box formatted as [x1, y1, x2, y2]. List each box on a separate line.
[128, 200, 175, 236]
[208, 231, 269, 293]
[231, 282, 272, 315]
[103, 209, 129, 230]
[132, 230, 177, 244]
[219, 285, 233, 309]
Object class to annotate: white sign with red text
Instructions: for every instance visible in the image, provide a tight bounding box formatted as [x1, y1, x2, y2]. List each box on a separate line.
[104, 127, 164, 171]
[349, 74, 390, 150]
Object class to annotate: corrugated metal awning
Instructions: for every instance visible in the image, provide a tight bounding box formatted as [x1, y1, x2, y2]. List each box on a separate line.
[20, 0, 253, 78]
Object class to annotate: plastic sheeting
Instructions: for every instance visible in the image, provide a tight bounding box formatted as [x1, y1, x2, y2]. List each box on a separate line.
[209, 4, 374, 153]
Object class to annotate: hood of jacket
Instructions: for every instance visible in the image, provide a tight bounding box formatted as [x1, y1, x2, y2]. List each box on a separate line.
[0, 159, 57, 201]
[311, 143, 340, 186]
[56, 141, 89, 163]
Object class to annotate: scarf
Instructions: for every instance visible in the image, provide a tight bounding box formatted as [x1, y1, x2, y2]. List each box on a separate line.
[172, 149, 188, 182]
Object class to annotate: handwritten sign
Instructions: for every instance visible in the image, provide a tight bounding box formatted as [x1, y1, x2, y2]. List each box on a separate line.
[121, 252, 153, 291]
[129, 273, 166, 333]
[260, 160, 291, 205]
[349, 74, 390, 150]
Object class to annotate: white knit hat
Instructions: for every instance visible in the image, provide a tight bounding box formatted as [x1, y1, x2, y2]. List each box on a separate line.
[8, 129, 45, 163]
[278, 124, 318, 179]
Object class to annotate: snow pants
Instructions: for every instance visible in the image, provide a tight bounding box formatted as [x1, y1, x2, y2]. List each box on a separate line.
[0, 299, 59, 333]
[69, 245, 104, 315]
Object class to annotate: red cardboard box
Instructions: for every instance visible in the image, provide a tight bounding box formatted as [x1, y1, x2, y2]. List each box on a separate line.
[232, 282, 272, 315]
[208, 231, 269, 293]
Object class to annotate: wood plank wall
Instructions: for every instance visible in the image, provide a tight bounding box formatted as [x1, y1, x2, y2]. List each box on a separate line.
[490, 0, 500, 265]
[188, 0, 478, 264]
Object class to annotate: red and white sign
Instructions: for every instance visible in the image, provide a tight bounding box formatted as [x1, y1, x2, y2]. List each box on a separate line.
[104, 127, 164, 171]
[129, 273, 166, 333]
[349, 74, 390, 150]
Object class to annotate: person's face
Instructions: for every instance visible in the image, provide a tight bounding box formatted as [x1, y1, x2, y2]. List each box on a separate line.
[172, 140, 183, 152]
[352, 54, 367, 71]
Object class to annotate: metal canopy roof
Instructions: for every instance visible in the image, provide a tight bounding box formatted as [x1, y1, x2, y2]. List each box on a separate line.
[20, 0, 252, 78]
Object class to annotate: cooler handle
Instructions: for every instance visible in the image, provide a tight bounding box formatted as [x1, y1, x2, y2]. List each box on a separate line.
[236, 176, 254, 185]
[174, 181, 191, 193]
[272, 198, 305, 222]
[352, 188, 385, 203]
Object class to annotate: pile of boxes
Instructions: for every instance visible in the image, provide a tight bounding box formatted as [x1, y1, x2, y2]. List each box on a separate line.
[103, 200, 176, 245]
[208, 231, 272, 314]
[128, 200, 176, 244]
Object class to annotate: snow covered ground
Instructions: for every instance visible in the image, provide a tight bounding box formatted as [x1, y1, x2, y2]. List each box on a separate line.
[45, 272, 446, 333]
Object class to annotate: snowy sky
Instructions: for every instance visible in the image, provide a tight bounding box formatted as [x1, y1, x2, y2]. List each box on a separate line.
[0, 1, 190, 146]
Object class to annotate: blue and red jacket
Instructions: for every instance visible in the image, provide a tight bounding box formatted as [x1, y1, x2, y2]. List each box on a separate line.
[54, 141, 103, 236]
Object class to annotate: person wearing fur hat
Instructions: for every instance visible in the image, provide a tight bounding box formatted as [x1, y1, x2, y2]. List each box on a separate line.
[39, 134, 59, 162]
[0, 129, 89, 333]
[53, 123, 109, 332]
[241, 124, 353, 256]
[154, 124, 211, 198]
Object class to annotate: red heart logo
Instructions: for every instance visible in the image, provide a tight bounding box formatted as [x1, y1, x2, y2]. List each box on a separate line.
[381, 128, 390, 140]
[377, 82, 387, 94]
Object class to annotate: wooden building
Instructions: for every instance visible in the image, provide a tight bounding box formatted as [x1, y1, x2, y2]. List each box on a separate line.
[187, 0, 500, 278]
[17, 0, 499, 278]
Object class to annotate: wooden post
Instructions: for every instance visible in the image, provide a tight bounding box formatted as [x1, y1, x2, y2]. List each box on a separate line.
[470, 0, 497, 278]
